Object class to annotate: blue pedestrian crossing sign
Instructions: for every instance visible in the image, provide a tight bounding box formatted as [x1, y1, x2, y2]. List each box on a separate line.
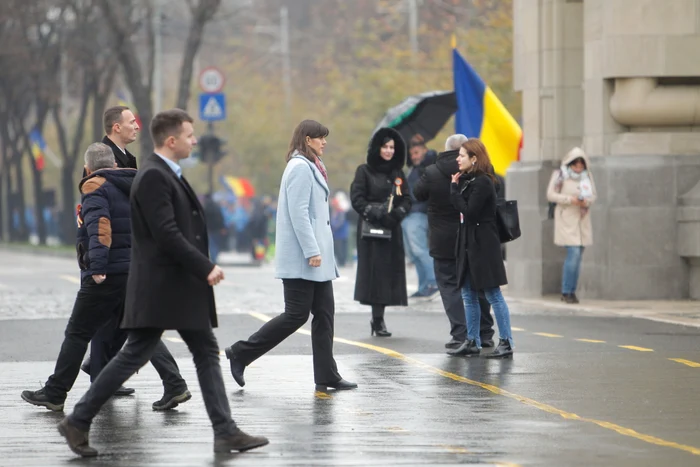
[199, 93, 226, 121]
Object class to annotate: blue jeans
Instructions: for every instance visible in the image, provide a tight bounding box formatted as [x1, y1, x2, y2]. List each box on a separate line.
[461, 270, 513, 348]
[562, 246, 585, 294]
[402, 212, 436, 293]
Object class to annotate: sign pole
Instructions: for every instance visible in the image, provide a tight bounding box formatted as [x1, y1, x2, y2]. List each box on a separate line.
[207, 121, 215, 195]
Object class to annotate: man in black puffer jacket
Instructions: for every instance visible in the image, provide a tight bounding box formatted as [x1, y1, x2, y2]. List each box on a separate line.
[413, 134, 495, 351]
[21, 143, 191, 413]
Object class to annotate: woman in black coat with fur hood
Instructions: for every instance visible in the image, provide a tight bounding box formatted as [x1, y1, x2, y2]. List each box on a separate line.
[350, 128, 411, 337]
[448, 138, 513, 358]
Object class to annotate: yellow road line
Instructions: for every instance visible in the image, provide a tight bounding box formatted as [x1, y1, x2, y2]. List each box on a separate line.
[59, 275, 81, 285]
[533, 332, 563, 338]
[619, 345, 654, 352]
[669, 358, 700, 368]
[576, 339, 606, 343]
[511, 327, 526, 331]
[246, 312, 700, 457]
[439, 444, 470, 453]
[314, 391, 332, 399]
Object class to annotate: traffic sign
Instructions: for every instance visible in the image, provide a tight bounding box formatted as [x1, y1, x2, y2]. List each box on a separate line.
[198, 67, 225, 93]
[199, 93, 226, 121]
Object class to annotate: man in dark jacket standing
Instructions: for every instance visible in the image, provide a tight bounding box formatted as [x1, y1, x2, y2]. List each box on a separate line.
[404, 136, 439, 297]
[413, 135, 495, 350]
[57, 109, 268, 458]
[21, 143, 190, 413]
[81, 106, 140, 392]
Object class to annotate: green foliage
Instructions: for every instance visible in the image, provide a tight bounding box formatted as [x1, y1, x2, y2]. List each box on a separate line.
[195, 0, 517, 197]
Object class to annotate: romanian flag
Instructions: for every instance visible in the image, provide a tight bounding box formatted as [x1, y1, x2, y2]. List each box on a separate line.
[28, 129, 46, 171]
[221, 176, 255, 198]
[453, 47, 522, 176]
[116, 90, 142, 129]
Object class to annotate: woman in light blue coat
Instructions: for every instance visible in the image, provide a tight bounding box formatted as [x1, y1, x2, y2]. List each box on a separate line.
[224, 120, 357, 392]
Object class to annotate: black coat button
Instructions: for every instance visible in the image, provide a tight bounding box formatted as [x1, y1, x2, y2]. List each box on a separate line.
[195, 235, 201, 240]
[193, 210, 198, 215]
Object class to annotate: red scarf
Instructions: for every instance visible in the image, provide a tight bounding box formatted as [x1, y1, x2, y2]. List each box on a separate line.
[314, 156, 328, 182]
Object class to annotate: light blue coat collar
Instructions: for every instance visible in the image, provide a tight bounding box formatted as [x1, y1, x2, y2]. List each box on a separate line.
[290, 151, 329, 195]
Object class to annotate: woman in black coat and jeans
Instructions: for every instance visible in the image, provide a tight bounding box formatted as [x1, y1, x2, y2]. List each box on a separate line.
[448, 138, 513, 358]
[350, 128, 411, 337]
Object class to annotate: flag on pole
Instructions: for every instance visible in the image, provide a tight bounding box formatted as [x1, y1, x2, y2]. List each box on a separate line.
[28, 129, 46, 171]
[116, 90, 142, 129]
[452, 46, 522, 176]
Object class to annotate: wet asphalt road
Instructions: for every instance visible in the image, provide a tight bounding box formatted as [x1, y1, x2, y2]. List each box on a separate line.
[1, 251, 700, 466]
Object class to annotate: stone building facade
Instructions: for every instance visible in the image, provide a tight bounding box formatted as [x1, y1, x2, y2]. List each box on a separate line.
[509, 0, 700, 299]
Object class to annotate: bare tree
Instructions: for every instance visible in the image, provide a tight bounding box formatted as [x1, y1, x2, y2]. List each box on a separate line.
[176, 0, 222, 110]
[0, 0, 64, 245]
[97, 0, 222, 157]
[52, 0, 120, 243]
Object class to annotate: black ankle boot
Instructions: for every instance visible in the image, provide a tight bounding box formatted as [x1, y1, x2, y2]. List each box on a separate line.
[370, 319, 392, 337]
[485, 339, 513, 358]
[446, 339, 480, 357]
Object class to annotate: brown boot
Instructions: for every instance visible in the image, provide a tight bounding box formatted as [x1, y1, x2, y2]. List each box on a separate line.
[57, 418, 98, 457]
[213, 429, 269, 453]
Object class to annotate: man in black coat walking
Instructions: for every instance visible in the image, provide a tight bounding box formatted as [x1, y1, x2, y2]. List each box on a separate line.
[57, 109, 269, 458]
[413, 134, 495, 350]
[21, 142, 190, 412]
[81, 106, 139, 394]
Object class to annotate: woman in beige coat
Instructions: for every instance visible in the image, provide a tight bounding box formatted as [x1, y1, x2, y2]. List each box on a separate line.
[546, 147, 596, 303]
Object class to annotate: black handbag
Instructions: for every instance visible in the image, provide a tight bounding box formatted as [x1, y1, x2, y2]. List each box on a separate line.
[360, 218, 392, 240]
[496, 199, 521, 243]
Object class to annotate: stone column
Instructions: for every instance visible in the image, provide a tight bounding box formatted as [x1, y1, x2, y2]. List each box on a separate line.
[509, 0, 584, 297]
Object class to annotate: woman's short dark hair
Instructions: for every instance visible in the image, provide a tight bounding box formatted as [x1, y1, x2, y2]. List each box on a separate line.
[150, 109, 194, 147]
[381, 136, 394, 146]
[287, 120, 329, 162]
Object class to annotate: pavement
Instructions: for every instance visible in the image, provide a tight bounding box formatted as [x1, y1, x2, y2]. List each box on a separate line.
[1, 248, 699, 466]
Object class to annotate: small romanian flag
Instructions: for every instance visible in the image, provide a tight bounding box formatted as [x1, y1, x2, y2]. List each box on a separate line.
[28, 129, 46, 171]
[222, 176, 255, 198]
[453, 48, 522, 176]
[116, 90, 143, 129]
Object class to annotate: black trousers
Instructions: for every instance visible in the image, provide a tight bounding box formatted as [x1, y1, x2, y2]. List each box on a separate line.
[43, 274, 187, 402]
[231, 279, 341, 385]
[88, 315, 128, 382]
[69, 328, 238, 437]
[433, 258, 494, 341]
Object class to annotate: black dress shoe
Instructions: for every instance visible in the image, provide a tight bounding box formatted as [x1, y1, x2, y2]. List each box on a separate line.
[370, 319, 392, 337]
[444, 338, 465, 349]
[446, 339, 480, 357]
[113, 386, 135, 396]
[21, 388, 64, 412]
[481, 339, 495, 348]
[152, 389, 192, 411]
[485, 339, 513, 358]
[315, 379, 358, 392]
[214, 429, 269, 452]
[225, 346, 246, 387]
[57, 418, 98, 457]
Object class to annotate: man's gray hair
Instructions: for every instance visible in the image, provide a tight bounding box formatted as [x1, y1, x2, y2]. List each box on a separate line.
[445, 134, 468, 151]
[84, 142, 115, 171]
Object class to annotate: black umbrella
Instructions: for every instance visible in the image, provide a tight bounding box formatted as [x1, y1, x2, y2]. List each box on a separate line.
[374, 90, 457, 145]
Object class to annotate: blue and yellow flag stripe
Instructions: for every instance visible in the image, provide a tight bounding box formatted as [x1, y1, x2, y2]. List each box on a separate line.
[453, 48, 522, 176]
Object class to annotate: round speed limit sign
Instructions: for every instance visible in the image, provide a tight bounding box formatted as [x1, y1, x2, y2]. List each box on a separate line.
[199, 67, 225, 93]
